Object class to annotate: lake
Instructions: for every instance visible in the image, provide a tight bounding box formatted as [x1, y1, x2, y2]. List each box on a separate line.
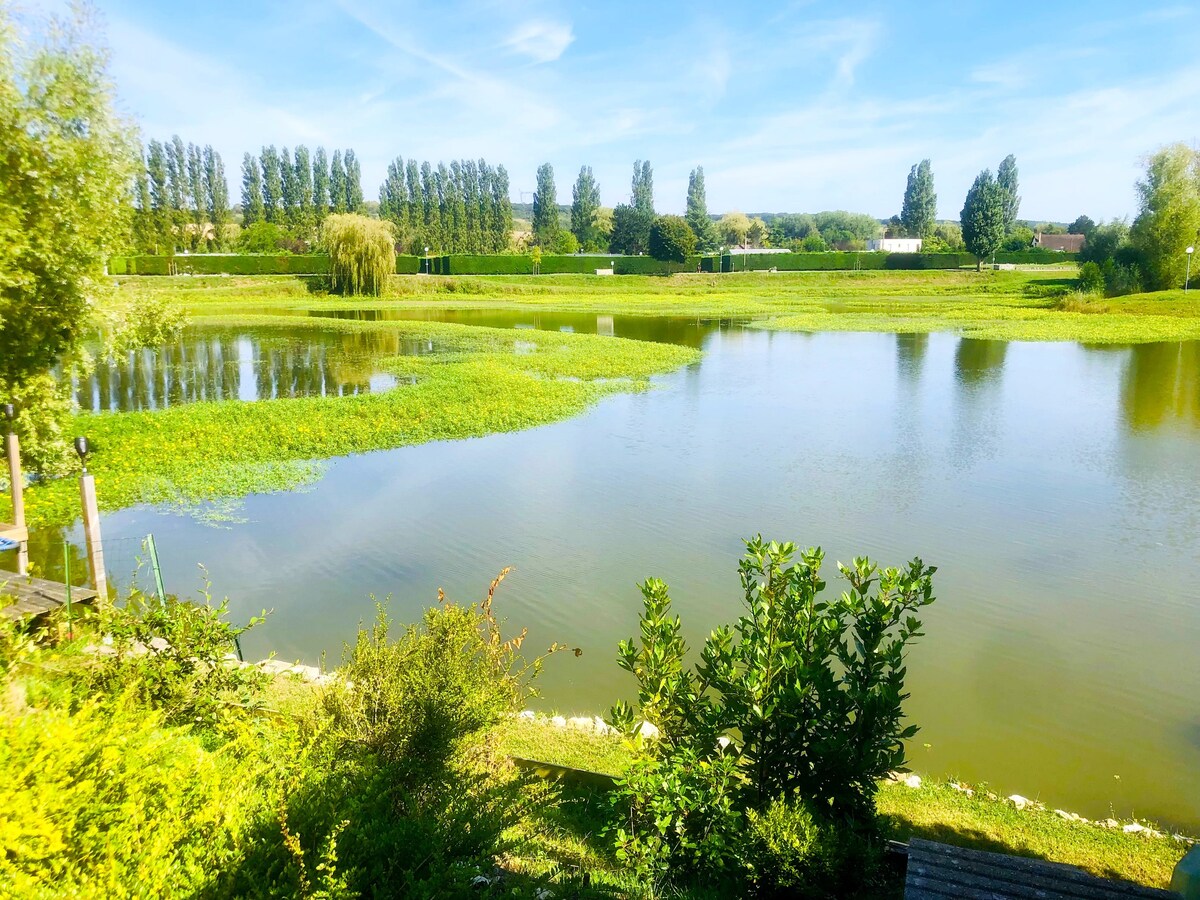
[26, 311, 1200, 830]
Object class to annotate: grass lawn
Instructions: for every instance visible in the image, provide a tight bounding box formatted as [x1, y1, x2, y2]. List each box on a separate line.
[114, 268, 1200, 343]
[500, 717, 1192, 891]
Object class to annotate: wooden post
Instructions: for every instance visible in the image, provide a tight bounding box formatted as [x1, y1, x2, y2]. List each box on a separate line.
[79, 472, 107, 599]
[5, 429, 28, 575]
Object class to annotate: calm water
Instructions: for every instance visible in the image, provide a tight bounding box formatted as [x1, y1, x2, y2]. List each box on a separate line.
[23, 314, 1200, 829]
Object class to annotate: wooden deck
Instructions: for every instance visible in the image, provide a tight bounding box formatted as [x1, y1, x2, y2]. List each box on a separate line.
[0, 573, 98, 620]
[0, 520, 28, 543]
[904, 838, 1179, 899]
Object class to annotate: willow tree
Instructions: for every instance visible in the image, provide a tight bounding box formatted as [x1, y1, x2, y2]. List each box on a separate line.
[1, 6, 137, 470]
[322, 213, 394, 296]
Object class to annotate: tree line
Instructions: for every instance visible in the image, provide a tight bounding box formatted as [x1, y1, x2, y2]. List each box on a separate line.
[241, 146, 364, 236]
[131, 137, 231, 254]
[377, 157, 513, 255]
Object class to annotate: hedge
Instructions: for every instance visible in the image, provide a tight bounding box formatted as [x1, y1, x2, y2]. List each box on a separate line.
[718, 252, 972, 272]
[396, 255, 422, 274]
[993, 250, 1079, 264]
[109, 255, 331, 276]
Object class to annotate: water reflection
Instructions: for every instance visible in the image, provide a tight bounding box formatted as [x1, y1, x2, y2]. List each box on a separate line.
[895, 332, 928, 384]
[73, 327, 431, 413]
[1121, 342, 1200, 431]
[306, 308, 742, 349]
[954, 338, 1008, 387]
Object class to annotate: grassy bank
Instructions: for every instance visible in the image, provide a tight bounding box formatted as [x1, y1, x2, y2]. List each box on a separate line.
[500, 717, 1190, 891]
[113, 269, 1200, 343]
[4, 319, 698, 527]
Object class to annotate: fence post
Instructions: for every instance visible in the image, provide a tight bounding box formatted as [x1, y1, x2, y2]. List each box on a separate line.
[3, 404, 28, 575]
[146, 532, 166, 601]
[78, 469, 108, 600]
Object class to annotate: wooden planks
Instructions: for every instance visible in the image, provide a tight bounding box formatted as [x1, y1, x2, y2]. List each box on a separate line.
[0, 521, 28, 542]
[0, 573, 98, 620]
[905, 839, 1179, 899]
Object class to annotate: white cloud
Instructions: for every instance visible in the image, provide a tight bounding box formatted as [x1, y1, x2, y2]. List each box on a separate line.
[504, 20, 574, 63]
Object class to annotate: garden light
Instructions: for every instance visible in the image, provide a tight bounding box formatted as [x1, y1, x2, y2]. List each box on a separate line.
[74, 435, 90, 472]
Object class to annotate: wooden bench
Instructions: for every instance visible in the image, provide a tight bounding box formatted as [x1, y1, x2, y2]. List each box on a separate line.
[905, 838, 1179, 899]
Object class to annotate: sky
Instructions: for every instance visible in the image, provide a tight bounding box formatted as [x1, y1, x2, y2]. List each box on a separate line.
[27, 0, 1200, 222]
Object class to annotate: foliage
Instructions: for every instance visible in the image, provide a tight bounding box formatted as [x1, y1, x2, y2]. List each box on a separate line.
[1080, 220, 1130, 265]
[0, 695, 265, 899]
[1069, 215, 1096, 236]
[768, 213, 819, 249]
[83, 586, 268, 737]
[631, 159, 654, 214]
[812, 210, 881, 247]
[1130, 143, 1200, 290]
[532, 163, 560, 248]
[607, 538, 936, 884]
[0, 373, 76, 476]
[799, 232, 828, 252]
[649, 215, 697, 266]
[322, 214, 395, 296]
[1078, 261, 1106, 294]
[241, 152, 265, 225]
[381, 155, 512, 255]
[552, 229, 580, 255]
[571, 165, 602, 248]
[900, 159, 937, 239]
[961, 169, 1007, 266]
[744, 798, 879, 898]
[997, 154, 1021, 233]
[685, 167, 718, 251]
[239, 221, 291, 253]
[610, 203, 654, 255]
[1001, 225, 1035, 252]
[0, 4, 136, 455]
[718, 211, 752, 248]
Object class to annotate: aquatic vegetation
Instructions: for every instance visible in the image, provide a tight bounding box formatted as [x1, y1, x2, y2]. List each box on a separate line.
[6, 320, 698, 527]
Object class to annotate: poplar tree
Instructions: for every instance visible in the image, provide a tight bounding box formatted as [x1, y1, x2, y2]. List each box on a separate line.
[166, 135, 188, 247]
[132, 155, 155, 252]
[997, 154, 1020, 234]
[961, 169, 1006, 269]
[685, 167, 716, 250]
[330, 150, 347, 214]
[447, 161, 467, 253]
[312, 147, 330, 218]
[419, 161, 436, 248]
[571, 165, 600, 249]
[463, 159, 481, 252]
[241, 152, 264, 226]
[204, 145, 229, 249]
[494, 164, 513, 252]
[345, 149, 364, 213]
[479, 161, 496, 251]
[532, 162, 559, 247]
[900, 159, 937, 239]
[147, 139, 173, 251]
[280, 146, 298, 227]
[405, 159, 422, 244]
[632, 159, 654, 214]
[187, 143, 205, 249]
[294, 145, 314, 236]
[260, 145, 283, 224]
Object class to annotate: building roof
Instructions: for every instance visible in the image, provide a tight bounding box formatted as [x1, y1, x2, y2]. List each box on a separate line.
[1035, 233, 1086, 252]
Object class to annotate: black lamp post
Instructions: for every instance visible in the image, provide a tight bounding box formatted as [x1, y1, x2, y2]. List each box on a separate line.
[74, 436, 90, 473]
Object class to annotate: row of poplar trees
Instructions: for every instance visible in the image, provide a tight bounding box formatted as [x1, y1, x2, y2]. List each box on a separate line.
[131, 137, 231, 254]
[240, 146, 364, 233]
[377, 158, 513, 255]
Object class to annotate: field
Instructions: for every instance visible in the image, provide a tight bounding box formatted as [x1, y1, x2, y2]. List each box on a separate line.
[116, 267, 1200, 344]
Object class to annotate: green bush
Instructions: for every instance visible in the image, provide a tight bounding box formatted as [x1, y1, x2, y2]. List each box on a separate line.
[744, 798, 878, 898]
[395, 255, 422, 274]
[608, 536, 937, 884]
[1078, 261, 1106, 294]
[109, 255, 332, 275]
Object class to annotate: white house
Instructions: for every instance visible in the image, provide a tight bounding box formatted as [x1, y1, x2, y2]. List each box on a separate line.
[867, 238, 923, 253]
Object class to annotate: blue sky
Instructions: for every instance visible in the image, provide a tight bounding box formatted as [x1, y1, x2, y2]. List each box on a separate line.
[35, 1, 1200, 221]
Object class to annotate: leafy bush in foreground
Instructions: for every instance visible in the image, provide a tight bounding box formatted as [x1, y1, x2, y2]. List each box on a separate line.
[608, 536, 936, 887]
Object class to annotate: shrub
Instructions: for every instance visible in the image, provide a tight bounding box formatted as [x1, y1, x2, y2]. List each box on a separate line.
[321, 213, 394, 296]
[744, 797, 878, 898]
[649, 215, 698, 266]
[608, 537, 937, 883]
[1078, 261, 1106, 294]
[239, 221, 290, 253]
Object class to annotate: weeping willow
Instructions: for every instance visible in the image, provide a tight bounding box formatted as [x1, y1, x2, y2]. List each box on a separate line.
[321, 213, 395, 296]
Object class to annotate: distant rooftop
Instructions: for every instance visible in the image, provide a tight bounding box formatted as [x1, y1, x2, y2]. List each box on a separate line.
[1036, 233, 1085, 252]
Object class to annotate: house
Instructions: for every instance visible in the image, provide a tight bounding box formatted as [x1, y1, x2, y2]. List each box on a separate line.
[868, 238, 923, 252]
[1035, 232, 1085, 252]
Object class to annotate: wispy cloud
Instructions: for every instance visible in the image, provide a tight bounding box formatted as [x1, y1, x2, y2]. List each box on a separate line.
[504, 19, 574, 63]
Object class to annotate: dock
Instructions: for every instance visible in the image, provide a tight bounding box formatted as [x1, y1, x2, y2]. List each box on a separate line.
[0, 572, 99, 620]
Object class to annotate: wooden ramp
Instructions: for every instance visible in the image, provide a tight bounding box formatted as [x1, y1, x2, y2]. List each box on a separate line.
[905, 838, 1178, 899]
[0, 573, 98, 620]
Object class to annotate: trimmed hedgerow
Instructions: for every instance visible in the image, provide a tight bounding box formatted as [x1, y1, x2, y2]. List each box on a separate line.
[396, 255, 422, 274]
[109, 255, 331, 276]
[994, 250, 1079, 264]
